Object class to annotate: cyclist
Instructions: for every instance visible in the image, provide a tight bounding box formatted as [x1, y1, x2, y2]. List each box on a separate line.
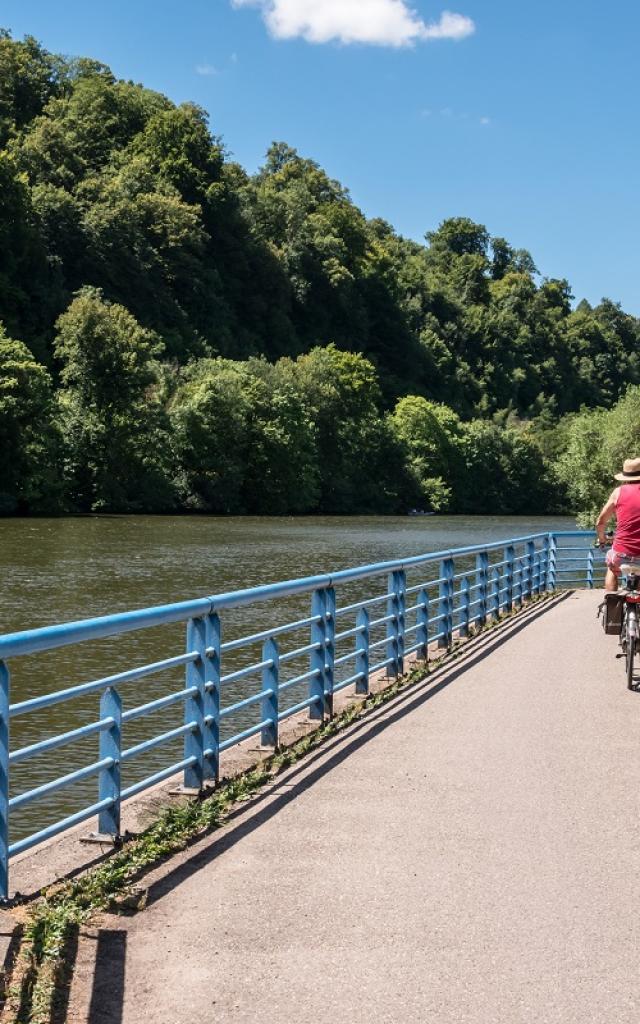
[596, 458, 640, 592]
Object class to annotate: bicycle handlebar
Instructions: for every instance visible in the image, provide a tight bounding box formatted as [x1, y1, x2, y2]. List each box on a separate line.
[594, 530, 615, 550]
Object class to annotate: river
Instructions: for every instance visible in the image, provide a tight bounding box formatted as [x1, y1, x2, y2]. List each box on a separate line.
[0, 515, 575, 841]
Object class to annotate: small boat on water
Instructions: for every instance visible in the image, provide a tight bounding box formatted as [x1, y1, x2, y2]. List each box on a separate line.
[407, 509, 435, 517]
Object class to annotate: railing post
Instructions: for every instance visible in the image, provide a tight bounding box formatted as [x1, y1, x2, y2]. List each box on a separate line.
[514, 557, 523, 609]
[355, 607, 370, 694]
[204, 612, 220, 783]
[504, 545, 515, 612]
[475, 552, 489, 628]
[416, 588, 429, 662]
[386, 572, 401, 676]
[546, 533, 557, 591]
[324, 587, 336, 717]
[526, 541, 536, 600]
[587, 546, 594, 589]
[397, 570, 406, 674]
[437, 558, 455, 648]
[438, 560, 448, 648]
[310, 589, 326, 721]
[184, 617, 206, 792]
[491, 566, 501, 619]
[261, 638, 279, 747]
[459, 576, 471, 638]
[0, 662, 9, 899]
[98, 686, 122, 838]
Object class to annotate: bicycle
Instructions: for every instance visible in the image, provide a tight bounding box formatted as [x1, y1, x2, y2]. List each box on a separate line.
[597, 534, 640, 689]
[619, 562, 640, 690]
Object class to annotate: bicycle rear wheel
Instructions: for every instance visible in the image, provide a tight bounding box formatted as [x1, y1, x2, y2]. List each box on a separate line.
[627, 635, 636, 690]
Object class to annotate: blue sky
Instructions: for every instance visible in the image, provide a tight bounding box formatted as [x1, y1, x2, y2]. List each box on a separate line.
[3, 1, 639, 312]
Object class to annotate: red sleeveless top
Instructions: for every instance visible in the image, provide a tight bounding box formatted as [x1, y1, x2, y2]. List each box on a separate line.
[615, 484, 640, 554]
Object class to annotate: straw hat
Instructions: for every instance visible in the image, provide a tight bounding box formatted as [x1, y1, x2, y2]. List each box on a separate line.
[615, 458, 640, 482]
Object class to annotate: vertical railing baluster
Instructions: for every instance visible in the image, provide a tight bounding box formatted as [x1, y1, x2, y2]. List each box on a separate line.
[386, 572, 401, 676]
[446, 558, 455, 646]
[438, 560, 448, 648]
[355, 607, 370, 694]
[416, 587, 429, 663]
[324, 587, 336, 717]
[515, 557, 523, 608]
[587, 546, 594, 589]
[98, 686, 122, 838]
[459, 576, 471, 638]
[535, 543, 541, 596]
[0, 661, 9, 899]
[204, 612, 220, 784]
[261, 638, 279, 747]
[542, 533, 554, 591]
[437, 558, 455, 648]
[310, 589, 326, 720]
[475, 552, 489, 629]
[492, 566, 501, 619]
[504, 545, 515, 612]
[397, 570, 406, 675]
[547, 533, 557, 591]
[526, 541, 536, 601]
[184, 617, 206, 792]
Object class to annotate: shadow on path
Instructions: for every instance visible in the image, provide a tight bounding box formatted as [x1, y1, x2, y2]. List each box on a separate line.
[79, 930, 127, 1024]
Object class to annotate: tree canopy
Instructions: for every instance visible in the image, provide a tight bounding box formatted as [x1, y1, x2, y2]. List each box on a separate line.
[0, 29, 637, 519]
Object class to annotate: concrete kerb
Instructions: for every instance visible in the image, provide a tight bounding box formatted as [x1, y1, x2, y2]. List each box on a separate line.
[6, 591, 563, 903]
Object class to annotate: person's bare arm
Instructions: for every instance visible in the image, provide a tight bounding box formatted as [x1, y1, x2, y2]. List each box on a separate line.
[596, 488, 619, 544]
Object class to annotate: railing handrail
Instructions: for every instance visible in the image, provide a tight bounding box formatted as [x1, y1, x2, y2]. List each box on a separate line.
[0, 527, 602, 897]
[0, 531, 558, 660]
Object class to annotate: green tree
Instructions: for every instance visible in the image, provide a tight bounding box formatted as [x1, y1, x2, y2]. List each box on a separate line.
[0, 152, 54, 357]
[389, 396, 465, 511]
[54, 287, 175, 511]
[458, 420, 558, 514]
[291, 345, 405, 512]
[171, 358, 319, 514]
[170, 361, 254, 513]
[0, 30, 63, 145]
[555, 387, 640, 526]
[0, 323, 61, 512]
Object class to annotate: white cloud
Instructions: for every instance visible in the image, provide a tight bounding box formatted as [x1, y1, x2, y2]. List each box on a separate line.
[231, 1, 475, 47]
[196, 63, 220, 75]
[421, 10, 474, 41]
[479, 116, 490, 125]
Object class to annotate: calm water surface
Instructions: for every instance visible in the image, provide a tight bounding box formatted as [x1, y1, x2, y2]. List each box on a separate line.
[0, 515, 574, 841]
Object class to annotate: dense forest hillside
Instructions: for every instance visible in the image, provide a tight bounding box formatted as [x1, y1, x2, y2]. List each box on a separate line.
[1, 30, 638, 518]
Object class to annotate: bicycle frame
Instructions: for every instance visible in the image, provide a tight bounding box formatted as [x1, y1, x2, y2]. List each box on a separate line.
[620, 566, 640, 689]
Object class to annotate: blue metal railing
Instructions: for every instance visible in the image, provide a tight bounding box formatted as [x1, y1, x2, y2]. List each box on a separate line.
[0, 529, 603, 896]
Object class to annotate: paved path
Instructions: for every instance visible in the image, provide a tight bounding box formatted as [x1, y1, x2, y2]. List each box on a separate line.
[68, 591, 640, 1024]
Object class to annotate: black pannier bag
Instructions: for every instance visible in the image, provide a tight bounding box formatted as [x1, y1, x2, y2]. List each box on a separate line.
[602, 592, 624, 635]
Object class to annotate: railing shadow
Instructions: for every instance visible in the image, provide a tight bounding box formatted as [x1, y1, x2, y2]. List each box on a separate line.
[73, 928, 127, 1024]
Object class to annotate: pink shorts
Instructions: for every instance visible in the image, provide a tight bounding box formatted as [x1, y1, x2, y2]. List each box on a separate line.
[606, 548, 640, 574]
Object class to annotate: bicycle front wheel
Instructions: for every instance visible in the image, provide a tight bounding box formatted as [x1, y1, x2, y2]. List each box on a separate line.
[627, 635, 636, 690]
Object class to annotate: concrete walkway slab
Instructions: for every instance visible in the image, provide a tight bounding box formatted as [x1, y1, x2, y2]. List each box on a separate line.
[67, 592, 640, 1024]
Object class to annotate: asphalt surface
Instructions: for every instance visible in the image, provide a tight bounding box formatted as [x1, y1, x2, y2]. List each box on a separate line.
[68, 591, 640, 1023]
